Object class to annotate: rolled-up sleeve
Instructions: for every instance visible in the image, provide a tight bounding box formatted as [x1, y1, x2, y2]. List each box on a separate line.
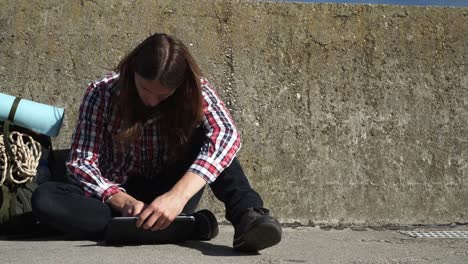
[66, 83, 122, 202]
[188, 79, 241, 183]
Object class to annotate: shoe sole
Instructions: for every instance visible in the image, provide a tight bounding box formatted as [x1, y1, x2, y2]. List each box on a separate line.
[234, 219, 282, 252]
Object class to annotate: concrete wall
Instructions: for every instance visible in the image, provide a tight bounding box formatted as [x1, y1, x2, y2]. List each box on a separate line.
[0, 0, 467, 226]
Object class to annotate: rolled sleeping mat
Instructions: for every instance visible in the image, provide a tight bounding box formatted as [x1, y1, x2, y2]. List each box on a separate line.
[0, 92, 65, 137]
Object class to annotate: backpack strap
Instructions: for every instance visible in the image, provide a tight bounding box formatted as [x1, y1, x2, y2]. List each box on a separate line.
[2, 121, 13, 159]
[8, 184, 31, 216]
[0, 185, 12, 223]
[16, 182, 36, 213]
[7, 97, 21, 123]
[3, 97, 22, 159]
[9, 188, 19, 215]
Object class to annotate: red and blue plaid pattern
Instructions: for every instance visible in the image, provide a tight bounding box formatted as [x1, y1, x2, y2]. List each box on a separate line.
[66, 73, 241, 202]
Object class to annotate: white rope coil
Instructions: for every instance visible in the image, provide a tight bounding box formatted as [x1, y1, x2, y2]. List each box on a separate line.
[0, 131, 41, 186]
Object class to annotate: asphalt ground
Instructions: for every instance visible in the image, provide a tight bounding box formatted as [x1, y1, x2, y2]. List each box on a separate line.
[1, 225, 467, 264]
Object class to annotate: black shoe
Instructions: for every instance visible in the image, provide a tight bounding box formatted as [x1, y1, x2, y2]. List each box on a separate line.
[233, 208, 282, 252]
[190, 209, 219, 241]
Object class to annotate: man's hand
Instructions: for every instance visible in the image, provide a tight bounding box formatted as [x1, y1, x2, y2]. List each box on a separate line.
[136, 191, 187, 231]
[136, 172, 206, 231]
[107, 192, 146, 217]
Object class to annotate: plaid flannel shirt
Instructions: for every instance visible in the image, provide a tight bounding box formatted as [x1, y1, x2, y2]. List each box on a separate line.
[66, 72, 241, 202]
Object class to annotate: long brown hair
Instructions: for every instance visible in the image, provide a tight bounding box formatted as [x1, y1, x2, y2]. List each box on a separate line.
[114, 33, 204, 161]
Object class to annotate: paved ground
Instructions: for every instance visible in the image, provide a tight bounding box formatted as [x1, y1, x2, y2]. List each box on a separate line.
[1, 225, 467, 264]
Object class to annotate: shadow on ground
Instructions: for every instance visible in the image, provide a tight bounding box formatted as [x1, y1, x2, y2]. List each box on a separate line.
[74, 240, 258, 257]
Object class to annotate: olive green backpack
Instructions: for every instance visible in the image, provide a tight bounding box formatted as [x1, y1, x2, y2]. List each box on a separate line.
[0, 102, 53, 236]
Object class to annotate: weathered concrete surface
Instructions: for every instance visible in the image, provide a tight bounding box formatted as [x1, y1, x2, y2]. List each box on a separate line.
[1, 225, 468, 264]
[0, 0, 467, 225]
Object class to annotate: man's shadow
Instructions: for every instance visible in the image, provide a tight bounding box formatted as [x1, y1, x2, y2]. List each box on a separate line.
[79, 240, 259, 257]
[3, 233, 257, 257]
[176, 240, 259, 257]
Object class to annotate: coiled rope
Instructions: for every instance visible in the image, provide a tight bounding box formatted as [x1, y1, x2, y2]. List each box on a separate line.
[0, 131, 41, 186]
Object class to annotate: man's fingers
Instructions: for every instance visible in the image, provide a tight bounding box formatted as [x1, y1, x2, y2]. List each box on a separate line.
[132, 203, 146, 217]
[123, 209, 132, 217]
[136, 208, 153, 228]
[159, 218, 172, 230]
[151, 216, 168, 231]
[142, 212, 161, 230]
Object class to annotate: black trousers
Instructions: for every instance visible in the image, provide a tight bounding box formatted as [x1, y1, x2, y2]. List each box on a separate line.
[31, 127, 263, 239]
